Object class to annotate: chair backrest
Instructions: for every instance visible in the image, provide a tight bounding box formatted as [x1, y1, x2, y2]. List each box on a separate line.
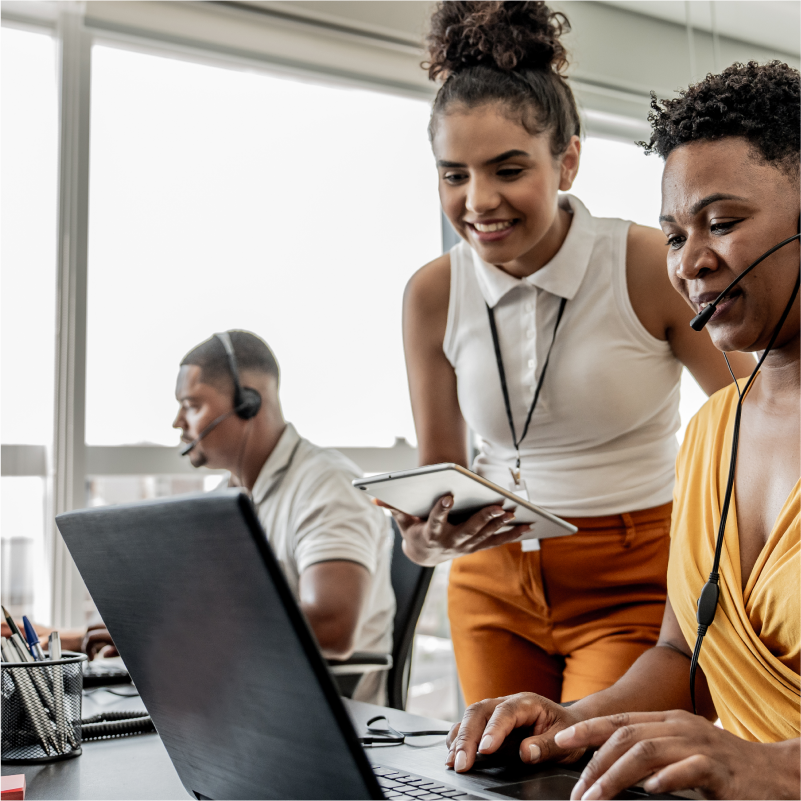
[386, 518, 435, 710]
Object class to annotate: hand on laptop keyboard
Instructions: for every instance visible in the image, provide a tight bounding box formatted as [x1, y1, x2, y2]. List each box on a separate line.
[445, 694, 585, 773]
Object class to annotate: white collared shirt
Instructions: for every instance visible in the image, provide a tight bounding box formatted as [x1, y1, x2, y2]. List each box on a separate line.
[444, 194, 682, 517]
[250, 423, 395, 701]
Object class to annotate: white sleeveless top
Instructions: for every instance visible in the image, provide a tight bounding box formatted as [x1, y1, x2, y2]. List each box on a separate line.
[443, 194, 682, 517]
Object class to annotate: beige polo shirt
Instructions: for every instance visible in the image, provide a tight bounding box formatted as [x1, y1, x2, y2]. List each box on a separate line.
[250, 423, 395, 703]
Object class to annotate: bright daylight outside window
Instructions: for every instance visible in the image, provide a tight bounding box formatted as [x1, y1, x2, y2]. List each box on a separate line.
[1, 26, 58, 623]
[85, 44, 441, 452]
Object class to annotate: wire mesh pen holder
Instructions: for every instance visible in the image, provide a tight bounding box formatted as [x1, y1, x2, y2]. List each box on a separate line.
[1, 651, 86, 763]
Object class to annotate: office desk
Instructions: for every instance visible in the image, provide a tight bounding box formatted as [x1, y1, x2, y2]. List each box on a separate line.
[1, 690, 455, 801]
[0, 687, 452, 801]
[1, 688, 189, 800]
[2, 693, 698, 801]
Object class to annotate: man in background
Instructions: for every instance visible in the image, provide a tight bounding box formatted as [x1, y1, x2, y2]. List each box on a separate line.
[174, 330, 395, 704]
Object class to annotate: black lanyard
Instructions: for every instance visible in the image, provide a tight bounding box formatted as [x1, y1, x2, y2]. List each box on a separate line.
[486, 295, 567, 483]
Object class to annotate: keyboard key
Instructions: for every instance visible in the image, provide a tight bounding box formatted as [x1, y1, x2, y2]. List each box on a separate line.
[418, 794, 447, 800]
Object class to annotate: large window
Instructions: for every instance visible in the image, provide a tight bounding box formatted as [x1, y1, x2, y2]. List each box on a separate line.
[86, 44, 441, 450]
[1, 26, 58, 622]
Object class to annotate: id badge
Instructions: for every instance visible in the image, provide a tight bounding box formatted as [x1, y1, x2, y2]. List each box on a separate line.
[508, 479, 540, 552]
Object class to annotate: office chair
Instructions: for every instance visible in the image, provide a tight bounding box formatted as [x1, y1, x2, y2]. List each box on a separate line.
[327, 518, 435, 710]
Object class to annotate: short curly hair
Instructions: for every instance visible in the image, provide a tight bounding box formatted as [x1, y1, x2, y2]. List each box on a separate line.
[640, 61, 800, 179]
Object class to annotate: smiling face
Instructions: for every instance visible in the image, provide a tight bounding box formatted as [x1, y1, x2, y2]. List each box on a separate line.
[660, 138, 800, 354]
[432, 103, 580, 277]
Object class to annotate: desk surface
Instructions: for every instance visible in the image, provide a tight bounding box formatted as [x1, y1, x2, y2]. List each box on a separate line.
[3, 691, 522, 801]
[1, 688, 189, 800]
[1, 692, 696, 801]
[1, 690, 462, 801]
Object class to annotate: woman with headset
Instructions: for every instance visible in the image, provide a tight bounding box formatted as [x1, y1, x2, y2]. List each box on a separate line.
[390, 1, 755, 706]
[443, 58, 800, 800]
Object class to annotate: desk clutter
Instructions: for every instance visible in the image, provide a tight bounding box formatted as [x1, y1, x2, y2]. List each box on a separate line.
[0, 628, 84, 763]
[0, 608, 156, 764]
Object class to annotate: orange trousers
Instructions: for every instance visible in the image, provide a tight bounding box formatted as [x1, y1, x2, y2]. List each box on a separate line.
[448, 502, 672, 705]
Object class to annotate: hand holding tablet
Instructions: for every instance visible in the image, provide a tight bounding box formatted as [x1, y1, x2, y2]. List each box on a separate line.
[353, 464, 577, 567]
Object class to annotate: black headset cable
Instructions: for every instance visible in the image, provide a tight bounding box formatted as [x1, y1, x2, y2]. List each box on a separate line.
[689, 270, 800, 714]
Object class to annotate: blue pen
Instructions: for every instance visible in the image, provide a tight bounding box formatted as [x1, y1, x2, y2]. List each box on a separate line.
[22, 616, 45, 661]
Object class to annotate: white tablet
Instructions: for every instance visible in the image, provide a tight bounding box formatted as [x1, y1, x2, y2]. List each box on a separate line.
[353, 463, 577, 542]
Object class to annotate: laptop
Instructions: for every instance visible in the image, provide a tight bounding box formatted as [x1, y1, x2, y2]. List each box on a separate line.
[56, 490, 680, 800]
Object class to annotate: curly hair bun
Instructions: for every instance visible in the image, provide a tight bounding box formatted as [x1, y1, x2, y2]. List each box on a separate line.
[426, 1, 570, 81]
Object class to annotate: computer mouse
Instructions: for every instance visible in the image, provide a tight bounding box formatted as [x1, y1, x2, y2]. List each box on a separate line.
[471, 725, 535, 769]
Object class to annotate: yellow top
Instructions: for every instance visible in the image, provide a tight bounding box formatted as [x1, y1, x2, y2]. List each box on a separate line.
[668, 382, 800, 743]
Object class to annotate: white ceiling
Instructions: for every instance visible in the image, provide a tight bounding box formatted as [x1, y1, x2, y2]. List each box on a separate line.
[600, 1, 800, 57]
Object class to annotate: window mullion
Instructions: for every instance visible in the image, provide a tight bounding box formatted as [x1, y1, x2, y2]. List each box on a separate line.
[50, 5, 92, 628]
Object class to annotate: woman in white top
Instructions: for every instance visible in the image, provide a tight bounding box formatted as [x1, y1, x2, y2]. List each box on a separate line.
[392, 1, 754, 705]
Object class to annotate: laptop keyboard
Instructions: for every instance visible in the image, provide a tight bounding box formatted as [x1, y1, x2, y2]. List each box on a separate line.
[374, 766, 483, 800]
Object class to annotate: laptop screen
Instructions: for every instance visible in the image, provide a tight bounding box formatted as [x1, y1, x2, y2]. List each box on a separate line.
[57, 489, 381, 800]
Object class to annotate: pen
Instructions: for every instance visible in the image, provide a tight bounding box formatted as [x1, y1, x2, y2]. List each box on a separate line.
[1, 605, 25, 643]
[23, 617, 45, 661]
[1, 638, 58, 755]
[48, 632, 76, 750]
[10, 633, 58, 715]
[9, 632, 34, 663]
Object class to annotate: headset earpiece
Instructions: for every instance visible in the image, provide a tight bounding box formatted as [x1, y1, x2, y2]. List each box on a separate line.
[214, 332, 263, 421]
[237, 387, 262, 420]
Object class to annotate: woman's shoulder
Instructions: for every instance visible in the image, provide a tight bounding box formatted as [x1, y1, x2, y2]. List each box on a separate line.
[404, 251, 452, 317]
[623, 223, 686, 341]
[678, 383, 740, 468]
[626, 222, 667, 267]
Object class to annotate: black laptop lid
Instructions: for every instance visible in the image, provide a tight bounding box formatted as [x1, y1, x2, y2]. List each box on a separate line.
[56, 489, 381, 801]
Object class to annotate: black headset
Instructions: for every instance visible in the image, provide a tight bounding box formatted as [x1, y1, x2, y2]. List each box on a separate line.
[179, 332, 262, 456]
[688, 221, 800, 714]
[214, 331, 262, 420]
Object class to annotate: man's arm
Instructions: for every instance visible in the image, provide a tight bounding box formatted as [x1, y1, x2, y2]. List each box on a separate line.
[298, 560, 371, 660]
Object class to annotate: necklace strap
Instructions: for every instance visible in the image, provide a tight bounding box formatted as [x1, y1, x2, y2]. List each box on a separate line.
[486, 295, 567, 468]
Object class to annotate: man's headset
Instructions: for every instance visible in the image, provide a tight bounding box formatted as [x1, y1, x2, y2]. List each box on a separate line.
[688, 221, 800, 714]
[180, 332, 262, 457]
